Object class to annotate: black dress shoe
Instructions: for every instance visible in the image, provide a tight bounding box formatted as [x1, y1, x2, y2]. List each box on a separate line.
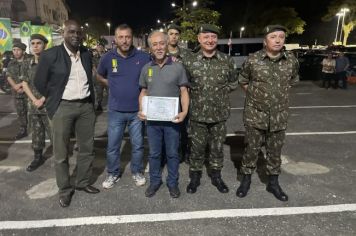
[59, 192, 74, 208]
[211, 176, 229, 193]
[168, 186, 180, 198]
[145, 183, 161, 198]
[266, 184, 288, 202]
[76, 185, 100, 194]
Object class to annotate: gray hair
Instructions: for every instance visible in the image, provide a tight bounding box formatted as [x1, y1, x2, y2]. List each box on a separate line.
[147, 30, 168, 48]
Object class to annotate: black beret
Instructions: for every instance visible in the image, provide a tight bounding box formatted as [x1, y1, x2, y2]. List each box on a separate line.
[30, 34, 49, 44]
[167, 24, 181, 33]
[198, 24, 220, 35]
[264, 25, 287, 36]
[13, 42, 27, 51]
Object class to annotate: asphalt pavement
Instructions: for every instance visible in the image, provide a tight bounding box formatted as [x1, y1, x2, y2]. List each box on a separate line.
[0, 80, 356, 236]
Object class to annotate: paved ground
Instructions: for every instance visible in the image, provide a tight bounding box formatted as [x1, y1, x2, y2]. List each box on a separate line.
[0, 81, 356, 236]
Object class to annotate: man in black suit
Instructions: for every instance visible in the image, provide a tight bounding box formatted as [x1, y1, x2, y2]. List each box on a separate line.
[34, 20, 99, 208]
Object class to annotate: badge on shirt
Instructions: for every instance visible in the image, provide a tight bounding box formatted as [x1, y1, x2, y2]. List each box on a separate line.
[148, 68, 153, 77]
[112, 59, 118, 72]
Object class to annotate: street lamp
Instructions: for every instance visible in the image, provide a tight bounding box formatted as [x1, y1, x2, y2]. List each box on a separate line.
[106, 22, 111, 36]
[85, 22, 89, 27]
[240, 26, 245, 38]
[334, 12, 343, 43]
[339, 8, 350, 43]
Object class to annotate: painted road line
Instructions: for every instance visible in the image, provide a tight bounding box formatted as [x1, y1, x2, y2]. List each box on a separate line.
[1, 131, 356, 144]
[230, 105, 356, 110]
[0, 204, 355, 229]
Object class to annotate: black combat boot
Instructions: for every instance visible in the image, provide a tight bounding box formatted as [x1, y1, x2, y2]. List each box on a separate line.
[266, 175, 288, 202]
[236, 174, 251, 198]
[26, 149, 45, 172]
[186, 171, 201, 194]
[15, 126, 27, 140]
[210, 169, 229, 193]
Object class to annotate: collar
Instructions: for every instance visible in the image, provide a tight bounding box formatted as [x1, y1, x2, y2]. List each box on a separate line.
[150, 55, 173, 66]
[197, 49, 219, 60]
[63, 43, 80, 58]
[260, 49, 288, 60]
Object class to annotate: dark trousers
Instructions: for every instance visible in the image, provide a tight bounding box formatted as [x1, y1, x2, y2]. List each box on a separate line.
[322, 72, 335, 88]
[335, 71, 348, 89]
[51, 100, 96, 197]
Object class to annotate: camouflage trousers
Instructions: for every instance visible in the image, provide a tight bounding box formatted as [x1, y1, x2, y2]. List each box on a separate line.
[241, 126, 286, 175]
[30, 113, 52, 150]
[15, 97, 28, 127]
[95, 81, 105, 104]
[189, 120, 226, 171]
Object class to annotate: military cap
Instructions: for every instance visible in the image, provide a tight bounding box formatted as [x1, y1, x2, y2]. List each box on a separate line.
[12, 42, 27, 51]
[263, 25, 287, 36]
[167, 23, 181, 33]
[198, 24, 220, 35]
[30, 34, 49, 44]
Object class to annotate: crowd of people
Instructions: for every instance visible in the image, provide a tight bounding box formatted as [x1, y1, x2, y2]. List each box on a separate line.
[4, 20, 299, 207]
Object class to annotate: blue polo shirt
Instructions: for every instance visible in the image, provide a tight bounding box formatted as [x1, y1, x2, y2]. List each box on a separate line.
[97, 47, 151, 112]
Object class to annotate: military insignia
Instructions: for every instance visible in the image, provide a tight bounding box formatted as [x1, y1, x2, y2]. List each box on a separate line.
[112, 58, 118, 72]
[148, 68, 153, 77]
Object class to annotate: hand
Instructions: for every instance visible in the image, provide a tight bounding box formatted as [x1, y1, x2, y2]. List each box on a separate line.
[172, 112, 187, 123]
[171, 56, 178, 62]
[34, 98, 45, 108]
[14, 84, 22, 92]
[138, 111, 146, 121]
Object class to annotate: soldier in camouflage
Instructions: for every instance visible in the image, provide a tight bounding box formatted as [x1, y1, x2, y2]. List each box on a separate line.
[22, 34, 52, 172]
[6, 42, 28, 140]
[236, 25, 299, 202]
[167, 23, 192, 163]
[92, 44, 106, 111]
[183, 24, 239, 194]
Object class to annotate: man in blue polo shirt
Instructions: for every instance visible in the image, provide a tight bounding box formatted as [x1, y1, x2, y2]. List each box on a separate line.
[97, 24, 151, 189]
[138, 31, 189, 198]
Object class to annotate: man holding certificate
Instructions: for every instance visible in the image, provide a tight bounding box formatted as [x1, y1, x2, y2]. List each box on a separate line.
[138, 31, 189, 198]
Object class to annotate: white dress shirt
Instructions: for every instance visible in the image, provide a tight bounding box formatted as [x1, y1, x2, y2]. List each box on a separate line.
[62, 43, 90, 100]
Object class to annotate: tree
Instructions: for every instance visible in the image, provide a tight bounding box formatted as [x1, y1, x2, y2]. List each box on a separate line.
[322, 0, 356, 45]
[237, 7, 305, 37]
[172, 0, 220, 42]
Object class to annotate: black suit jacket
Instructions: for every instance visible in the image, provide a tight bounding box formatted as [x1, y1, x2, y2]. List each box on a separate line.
[34, 44, 95, 119]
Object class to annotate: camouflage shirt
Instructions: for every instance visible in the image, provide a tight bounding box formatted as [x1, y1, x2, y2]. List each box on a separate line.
[22, 57, 48, 114]
[183, 50, 239, 123]
[6, 58, 27, 98]
[238, 49, 299, 131]
[168, 46, 192, 64]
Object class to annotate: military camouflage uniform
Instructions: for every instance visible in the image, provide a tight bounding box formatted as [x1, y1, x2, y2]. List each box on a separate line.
[183, 50, 239, 171]
[238, 49, 299, 175]
[92, 53, 105, 106]
[22, 58, 52, 150]
[6, 59, 28, 128]
[168, 46, 192, 160]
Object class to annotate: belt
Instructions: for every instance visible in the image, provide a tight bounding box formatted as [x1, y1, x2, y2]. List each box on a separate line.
[61, 96, 92, 103]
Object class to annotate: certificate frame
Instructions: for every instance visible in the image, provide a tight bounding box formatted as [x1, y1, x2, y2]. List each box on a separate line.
[142, 96, 179, 121]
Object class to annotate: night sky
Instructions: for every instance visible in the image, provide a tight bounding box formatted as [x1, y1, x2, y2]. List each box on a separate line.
[65, 0, 353, 45]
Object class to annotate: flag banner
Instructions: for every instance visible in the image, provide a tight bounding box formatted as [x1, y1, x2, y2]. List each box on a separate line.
[31, 25, 53, 48]
[0, 18, 12, 53]
[20, 21, 31, 37]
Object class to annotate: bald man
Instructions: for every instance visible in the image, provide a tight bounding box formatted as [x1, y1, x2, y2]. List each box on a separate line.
[35, 20, 99, 208]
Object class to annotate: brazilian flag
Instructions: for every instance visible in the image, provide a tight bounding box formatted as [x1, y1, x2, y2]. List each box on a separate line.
[0, 18, 12, 53]
[20, 21, 31, 37]
[31, 25, 53, 48]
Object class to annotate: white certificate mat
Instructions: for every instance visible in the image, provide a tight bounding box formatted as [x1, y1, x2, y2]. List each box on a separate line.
[142, 96, 179, 121]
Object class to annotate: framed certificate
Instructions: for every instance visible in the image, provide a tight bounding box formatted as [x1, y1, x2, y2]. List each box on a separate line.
[142, 96, 179, 121]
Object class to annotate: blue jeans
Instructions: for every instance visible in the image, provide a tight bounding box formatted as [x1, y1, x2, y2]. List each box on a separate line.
[106, 111, 144, 176]
[146, 121, 180, 188]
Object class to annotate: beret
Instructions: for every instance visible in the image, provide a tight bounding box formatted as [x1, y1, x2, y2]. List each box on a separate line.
[30, 34, 49, 44]
[198, 24, 220, 35]
[13, 42, 27, 51]
[264, 25, 287, 35]
[167, 24, 181, 33]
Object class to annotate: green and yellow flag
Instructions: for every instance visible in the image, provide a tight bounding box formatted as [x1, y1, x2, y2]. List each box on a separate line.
[0, 18, 12, 53]
[31, 25, 53, 48]
[20, 21, 31, 37]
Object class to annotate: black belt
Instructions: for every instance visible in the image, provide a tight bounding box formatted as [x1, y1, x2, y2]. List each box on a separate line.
[61, 96, 92, 103]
